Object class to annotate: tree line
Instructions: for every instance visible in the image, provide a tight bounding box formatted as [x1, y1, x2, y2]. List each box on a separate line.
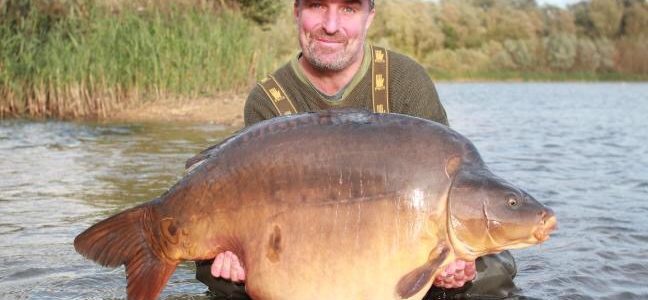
[366, 0, 648, 77]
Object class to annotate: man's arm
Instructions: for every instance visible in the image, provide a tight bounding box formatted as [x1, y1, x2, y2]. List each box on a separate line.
[388, 52, 448, 126]
[401, 71, 448, 126]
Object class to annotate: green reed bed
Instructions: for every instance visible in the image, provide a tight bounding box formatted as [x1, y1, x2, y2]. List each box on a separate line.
[0, 3, 278, 119]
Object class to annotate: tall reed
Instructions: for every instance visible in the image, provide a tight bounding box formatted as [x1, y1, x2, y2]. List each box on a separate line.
[0, 1, 283, 119]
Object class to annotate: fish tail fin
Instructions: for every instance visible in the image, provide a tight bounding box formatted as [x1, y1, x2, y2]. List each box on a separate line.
[74, 204, 178, 300]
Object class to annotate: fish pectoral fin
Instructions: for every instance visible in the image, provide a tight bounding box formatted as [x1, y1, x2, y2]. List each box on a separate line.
[396, 244, 450, 299]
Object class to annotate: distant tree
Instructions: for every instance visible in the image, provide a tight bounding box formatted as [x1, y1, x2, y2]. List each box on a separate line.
[370, 0, 445, 58]
[507, 0, 539, 10]
[544, 33, 577, 70]
[484, 5, 543, 42]
[616, 37, 648, 74]
[620, 1, 648, 37]
[571, 1, 596, 36]
[542, 6, 577, 36]
[595, 38, 617, 71]
[438, 1, 487, 49]
[235, 0, 283, 26]
[589, 0, 624, 38]
[482, 40, 518, 70]
[503, 39, 538, 70]
[441, 23, 460, 49]
[573, 38, 601, 72]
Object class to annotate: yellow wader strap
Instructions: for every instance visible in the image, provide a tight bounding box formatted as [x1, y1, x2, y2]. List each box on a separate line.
[371, 45, 389, 113]
[259, 46, 389, 115]
[258, 75, 298, 116]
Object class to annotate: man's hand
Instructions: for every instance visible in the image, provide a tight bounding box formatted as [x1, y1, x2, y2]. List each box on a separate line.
[433, 259, 476, 289]
[211, 251, 246, 283]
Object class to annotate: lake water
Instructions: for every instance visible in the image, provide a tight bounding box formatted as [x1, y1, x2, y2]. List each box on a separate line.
[1, 83, 647, 299]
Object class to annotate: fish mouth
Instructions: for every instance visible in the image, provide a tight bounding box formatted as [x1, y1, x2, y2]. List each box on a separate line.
[533, 215, 557, 242]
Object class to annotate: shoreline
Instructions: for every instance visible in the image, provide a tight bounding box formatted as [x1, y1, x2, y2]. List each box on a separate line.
[108, 92, 246, 127]
[4, 80, 647, 125]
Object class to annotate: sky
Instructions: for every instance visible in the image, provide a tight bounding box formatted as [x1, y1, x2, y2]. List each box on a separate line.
[536, 0, 583, 7]
[423, 0, 586, 8]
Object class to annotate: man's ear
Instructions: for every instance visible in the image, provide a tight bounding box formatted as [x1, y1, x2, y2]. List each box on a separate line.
[365, 8, 376, 31]
[293, 1, 300, 20]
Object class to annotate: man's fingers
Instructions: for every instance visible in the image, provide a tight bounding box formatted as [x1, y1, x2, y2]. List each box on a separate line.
[238, 266, 246, 281]
[464, 261, 477, 279]
[230, 253, 244, 283]
[210, 251, 247, 283]
[445, 261, 457, 274]
[455, 260, 466, 270]
[432, 259, 478, 288]
[465, 261, 476, 271]
[230, 266, 239, 282]
[221, 251, 233, 279]
[211, 252, 224, 277]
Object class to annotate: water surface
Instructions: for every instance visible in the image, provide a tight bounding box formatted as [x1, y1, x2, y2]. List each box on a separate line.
[1, 83, 647, 299]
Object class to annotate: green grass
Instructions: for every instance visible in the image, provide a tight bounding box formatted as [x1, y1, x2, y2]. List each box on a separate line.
[0, 3, 283, 118]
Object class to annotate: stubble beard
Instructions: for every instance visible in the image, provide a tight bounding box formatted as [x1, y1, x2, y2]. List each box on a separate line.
[301, 31, 363, 72]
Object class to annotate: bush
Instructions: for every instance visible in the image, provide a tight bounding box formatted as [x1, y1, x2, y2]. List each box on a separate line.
[503, 39, 538, 70]
[595, 38, 617, 72]
[482, 40, 517, 71]
[544, 33, 577, 71]
[236, 0, 284, 26]
[573, 38, 601, 72]
[616, 37, 648, 74]
[369, 0, 444, 57]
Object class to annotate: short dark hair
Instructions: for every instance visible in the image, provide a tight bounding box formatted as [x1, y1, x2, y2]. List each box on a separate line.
[295, 0, 375, 10]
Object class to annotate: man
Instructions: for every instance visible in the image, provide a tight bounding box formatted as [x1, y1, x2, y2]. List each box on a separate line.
[196, 0, 517, 299]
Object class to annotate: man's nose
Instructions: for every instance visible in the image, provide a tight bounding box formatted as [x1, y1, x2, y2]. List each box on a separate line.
[322, 9, 339, 34]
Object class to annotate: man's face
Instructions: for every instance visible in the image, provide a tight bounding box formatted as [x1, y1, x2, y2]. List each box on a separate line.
[295, 0, 375, 72]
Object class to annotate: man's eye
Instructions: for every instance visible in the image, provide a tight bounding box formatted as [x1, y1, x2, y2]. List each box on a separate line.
[341, 7, 356, 14]
[310, 3, 323, 9]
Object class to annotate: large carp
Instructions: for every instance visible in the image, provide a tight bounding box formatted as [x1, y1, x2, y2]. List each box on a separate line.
[74, 109, 556, 300]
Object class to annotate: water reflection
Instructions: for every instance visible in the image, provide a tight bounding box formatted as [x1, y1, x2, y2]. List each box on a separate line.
[0, 120, 230, 299]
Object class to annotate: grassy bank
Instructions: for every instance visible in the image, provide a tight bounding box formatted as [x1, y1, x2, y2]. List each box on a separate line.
[0, 1, 291, 119]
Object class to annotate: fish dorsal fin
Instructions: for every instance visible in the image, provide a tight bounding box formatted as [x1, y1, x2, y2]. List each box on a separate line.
[184, 133, 240, 171]
[396, 243, 450, 299]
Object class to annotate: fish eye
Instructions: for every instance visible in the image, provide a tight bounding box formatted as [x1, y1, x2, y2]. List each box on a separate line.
[507, 196, 519, 208]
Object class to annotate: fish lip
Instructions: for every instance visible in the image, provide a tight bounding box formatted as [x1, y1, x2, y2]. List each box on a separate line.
[533, 215, 557, 242]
